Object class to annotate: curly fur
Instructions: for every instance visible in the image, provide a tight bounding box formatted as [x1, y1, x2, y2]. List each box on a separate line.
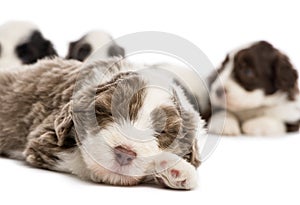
[0, 57, 204, 189]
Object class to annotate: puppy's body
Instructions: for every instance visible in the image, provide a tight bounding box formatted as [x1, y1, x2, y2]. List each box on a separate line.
[208, 41, 300, 135]
[0, 58, 203, 189]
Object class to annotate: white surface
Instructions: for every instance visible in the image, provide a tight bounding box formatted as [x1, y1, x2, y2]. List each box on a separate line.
[1, 1, 300, 205]
[0, 134, 299, 205]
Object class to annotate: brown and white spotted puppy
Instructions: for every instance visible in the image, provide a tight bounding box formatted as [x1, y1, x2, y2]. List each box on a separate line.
[0, 57, 204, 189]
[0, 21, 57, 70]
[66, 31, 125, 61]
[208, 41, 300, 136]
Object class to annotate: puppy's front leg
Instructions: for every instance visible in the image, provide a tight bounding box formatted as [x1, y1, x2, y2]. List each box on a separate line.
[242, 116, 286, 136]
[209, 110, 241, 136]
[151, 152, 198, 190]
[24, 131, 76, 171]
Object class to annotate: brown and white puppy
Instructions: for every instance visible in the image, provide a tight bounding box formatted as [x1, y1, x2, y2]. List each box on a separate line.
[208, 41, 300, 135]
[0, 57, 205, 189]
[66, 31, 125, 61]
[0, 21, 57, 70]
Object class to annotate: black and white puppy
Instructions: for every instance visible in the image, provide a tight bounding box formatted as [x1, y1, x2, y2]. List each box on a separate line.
[208, 41, 300, 135]
[66, 30, 125, 61]
[0, 21, 57, 70]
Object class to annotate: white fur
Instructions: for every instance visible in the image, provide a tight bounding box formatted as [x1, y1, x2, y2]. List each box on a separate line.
[209, 110, 241, 136]
[0, 21, 37, 70]
[56, 66, 204, 188]
[242, 116, 286, 136]
[153, 63, 210, 113]
[153, 152, 198, 189]
[79, 30, 116, 60]
[209, 42, 300, 135]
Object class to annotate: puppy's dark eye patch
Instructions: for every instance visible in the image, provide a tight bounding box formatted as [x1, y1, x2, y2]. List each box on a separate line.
[151, 106, 182, 149]
[243, 67, 255, 78]
[16, 43, 35, 64]
[77, 43, 92, 61]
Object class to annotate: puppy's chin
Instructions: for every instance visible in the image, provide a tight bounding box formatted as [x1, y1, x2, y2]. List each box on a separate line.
[87, 163, 143, 186]
[211, 81, 267, 112]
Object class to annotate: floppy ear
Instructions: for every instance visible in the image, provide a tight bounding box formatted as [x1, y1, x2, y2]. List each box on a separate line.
[31, 31, 57, 57]
[180, 109, 201, 168]
[42, 40, 57, 56]
[172, 84, 202, 168]
[54, 103, 76, 147]
[274, 53, 299, 100]
[66, 41, 91, 61]
[108, 44, 125, 57]
[66, 41, 77, 59]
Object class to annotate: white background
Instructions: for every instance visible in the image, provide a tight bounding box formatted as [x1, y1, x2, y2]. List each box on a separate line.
[1, 1, 299, 205]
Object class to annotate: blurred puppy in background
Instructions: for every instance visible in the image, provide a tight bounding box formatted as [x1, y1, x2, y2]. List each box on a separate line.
[208, 41, 300, 136]
[0, 21, 57, 70]
[66, 30, 125, 61]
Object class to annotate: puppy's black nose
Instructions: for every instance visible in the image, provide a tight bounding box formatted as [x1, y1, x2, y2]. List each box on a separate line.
[216, 88, 226, 98]
[114, 146, 137, 166]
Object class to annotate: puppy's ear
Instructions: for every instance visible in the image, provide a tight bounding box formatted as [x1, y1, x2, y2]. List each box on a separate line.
[108, 44, 125, 57]
[172, 84, 202, 167]
[66, 41, 77, 59]
[54, 103, 76, 147]
[190, 138, 201, 167]
[42, 40, 57, 56]
[66, 41, 91, 61]
[274, 53, 299, 100]
[31, 31, 57, 57]
[180, 108, 201, 168]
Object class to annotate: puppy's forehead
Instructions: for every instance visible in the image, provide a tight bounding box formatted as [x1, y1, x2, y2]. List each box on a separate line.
[109, 71, 177, 130]
[84, 31, 113, 48]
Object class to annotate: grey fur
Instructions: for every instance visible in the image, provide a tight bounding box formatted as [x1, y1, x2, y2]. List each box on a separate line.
[0, 58, 202, 189]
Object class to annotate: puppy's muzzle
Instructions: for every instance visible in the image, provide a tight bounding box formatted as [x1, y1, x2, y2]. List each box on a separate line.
[114, 146, 137, 166]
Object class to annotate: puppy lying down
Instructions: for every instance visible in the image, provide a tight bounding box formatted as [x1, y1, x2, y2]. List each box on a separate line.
[208, 41, 300, 136]
[0, 58, 205, 189]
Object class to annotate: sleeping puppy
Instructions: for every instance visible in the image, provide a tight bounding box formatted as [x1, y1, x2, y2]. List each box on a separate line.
[208, 41, 300, 136]
[0, 57, 204, 189]
[0, 21, 57, 70]
[66, 30, 125, 61]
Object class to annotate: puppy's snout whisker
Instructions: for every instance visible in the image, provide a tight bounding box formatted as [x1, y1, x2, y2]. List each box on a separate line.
[114, 146, 137, 166]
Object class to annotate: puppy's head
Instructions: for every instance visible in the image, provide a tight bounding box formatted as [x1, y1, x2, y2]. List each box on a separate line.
[0, 21, 57, 70]
[55, 60, 203, 186]
[66, 31, 125, 61]
[210, 41, 299, 111]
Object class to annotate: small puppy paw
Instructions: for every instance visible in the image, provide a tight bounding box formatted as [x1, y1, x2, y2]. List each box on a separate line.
[242, 117, 286, 136]
[209, 111, 241, 136]
[153, 153, 198, 190]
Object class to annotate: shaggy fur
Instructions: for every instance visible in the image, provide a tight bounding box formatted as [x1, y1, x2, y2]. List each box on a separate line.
[0, 57, 204, 189]
[208, 41, 300, 136]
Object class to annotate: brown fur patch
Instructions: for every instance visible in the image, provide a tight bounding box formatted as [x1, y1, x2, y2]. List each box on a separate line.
[233, 41, 299, 100]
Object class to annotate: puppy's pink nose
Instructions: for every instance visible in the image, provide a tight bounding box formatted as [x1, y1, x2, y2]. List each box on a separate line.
[114, 146, 137, 166]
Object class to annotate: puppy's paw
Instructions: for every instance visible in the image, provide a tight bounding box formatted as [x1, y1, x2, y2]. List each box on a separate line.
[209, 111, 241, 136]
[153, 153, 198, 190]
[242, 117, 286, 136]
